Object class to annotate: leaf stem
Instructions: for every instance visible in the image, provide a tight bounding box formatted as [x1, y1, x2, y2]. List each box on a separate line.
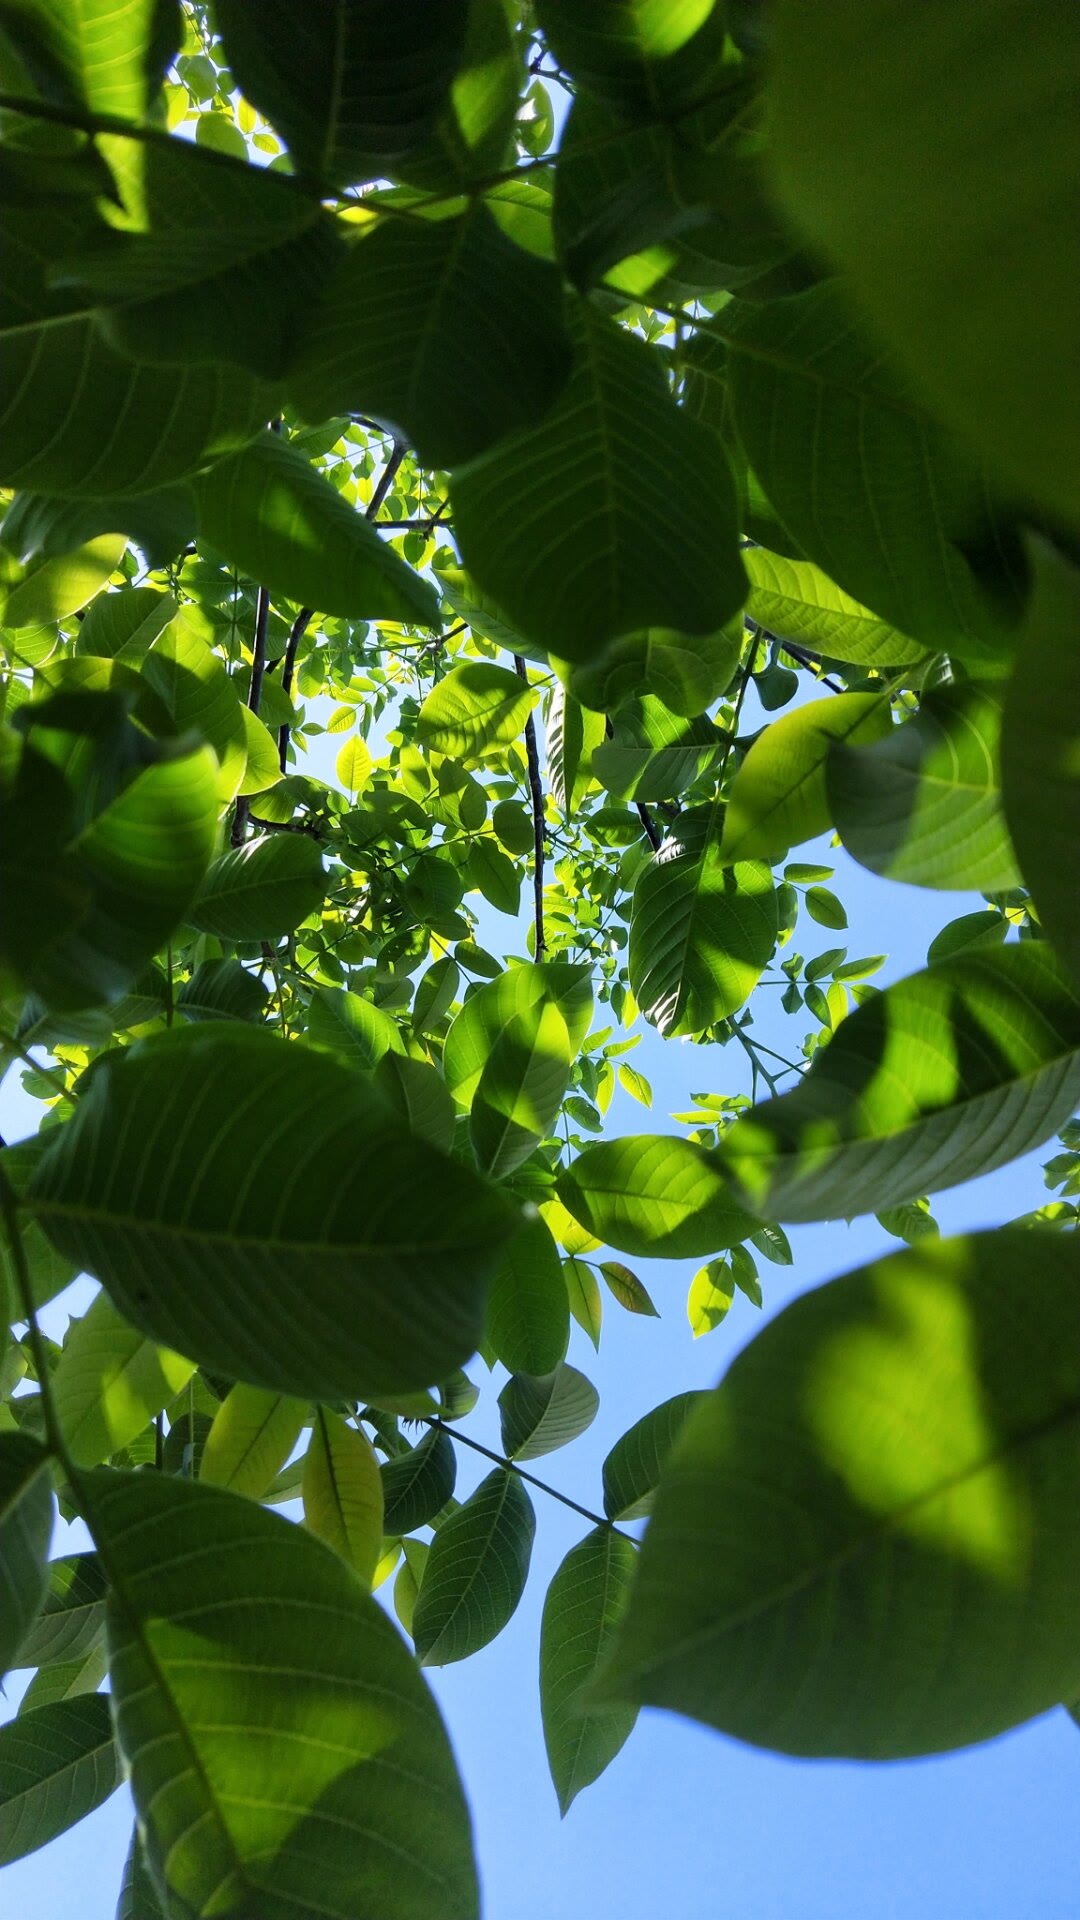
[423, 1416, 632, 1541]
[0, 1030, 78, 1105]
[514, 656, 547, 960]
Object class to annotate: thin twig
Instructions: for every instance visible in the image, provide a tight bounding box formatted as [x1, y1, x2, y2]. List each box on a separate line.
[423, 1417, 633, 1541]
[0, 1031, 78, 1105]
[514, 655, 547, 959]
[636, 802, 663, 850]
[276, 607, 313, 772]
[231, 582, 271, 845]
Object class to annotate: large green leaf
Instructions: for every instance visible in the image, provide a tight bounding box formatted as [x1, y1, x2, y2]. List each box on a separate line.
[4, 487, 194, 572]
[451, 300, 746, 662]
[200, 1383, 306, 1501]
[828, 685, 1020, 891]
[192, 433, 440, 626]
[0, 532, 125, 630]
[141, 616, 249, 806]
[483, 1214, 569, 1377]
[51, 1288, 196, 1468]
[0, 1432, 52, 1680]
[592, 695, 723, 801]
[416, 662, 536, 763]
[629, 808, 777, 1035]
[0, 1694, 120, 1866]
[558, 622, 743, 722]
[16, 1641, 107, 1714]
[443, 962, 593, 1110]
[176, 958, 269, 1025]
[536, 0, 729, 114]
[719, 692, 894, 863]
[1001, 544, 1080, 979]
[601, 1231, 1080, 1757]
[288, 204, 571, 467]
[88, 1465, 479, 1917]
[602, 1392, 703, 1522]
[117, 1828, 169, 1920]
[412, 1468, 535, 1667]
[379, 1428, 457, 1537]
[720, 943, 1080, 1222]
[743, 548, 929, 670]
[498, 1363, 599, 1462]
[14, 1551, 106, 1668]
[722, 284, 1027, 663]
[304, 986, 405, 1071]
[0, 0, 179, 118]
[558, 1134, 758, 1260]
[302, 1410, 384, 1588]
[540, 1527, 638, 1815]
[212, 0, 470, 189]
[470, 997, 575, 1180]
[188, 833, 325, 942]
[768, 0, 1080, 525]
[547, 684, 605, 814]
[27, 1023, 516, 1402]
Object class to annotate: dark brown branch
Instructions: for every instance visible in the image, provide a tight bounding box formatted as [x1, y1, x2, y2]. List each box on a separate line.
[514, 654, 546, 959]
[231, 581, 271, 845]
[422, 1416, 631, 1539]
[636, 802, 663, 850]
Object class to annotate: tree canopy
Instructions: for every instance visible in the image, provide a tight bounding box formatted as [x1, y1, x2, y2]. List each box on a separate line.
[0, 3, 1078, 1914]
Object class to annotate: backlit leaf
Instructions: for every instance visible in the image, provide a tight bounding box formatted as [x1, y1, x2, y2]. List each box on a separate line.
[0, 1695, 120, 1866]
[303, 1410, 384, 1588]
[540, 1528, 638, 1815]
[413, 1468, 535, 1667]
[498, 1363, 599, 1462]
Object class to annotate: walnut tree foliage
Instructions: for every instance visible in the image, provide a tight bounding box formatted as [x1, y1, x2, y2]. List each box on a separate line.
[0, 2, 1078, 1913]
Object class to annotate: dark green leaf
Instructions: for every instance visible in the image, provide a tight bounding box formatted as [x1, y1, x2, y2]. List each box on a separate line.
[188, 833, 325, 941]
[926, 912, 1007, 969]
[304, 985, 404, 1071]
[0, 1694, 120, 1866]
[498, 1362, 599, 1461]
[176, 958, 270, 1024]
[602, 1393, 702, 1523]
[0, 0, 179, 118]
[116, 1827, 168, 1920]
[601, 1231, 1080, 1756]
[537, 0, 729, 114]
[719, 692, 894, 863]
[599, 1261, 658, 1317]
[413, 1468, 535, 1667]
[803, 886, 847, 930]
[28, 1023, 516, 1402]
[629, 809, 777, 1035]
[540, 1528, 638, 1815]
[15, 1552, 106, 1669]
[0, 1432, 53, 1679]
[593, 696, 723, 802]
[484, 1214, 570, 1377]
[379, 1429, 457, 1537]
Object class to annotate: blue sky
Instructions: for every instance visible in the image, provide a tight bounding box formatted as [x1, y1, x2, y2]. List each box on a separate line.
[3, 803, 1077, 1917]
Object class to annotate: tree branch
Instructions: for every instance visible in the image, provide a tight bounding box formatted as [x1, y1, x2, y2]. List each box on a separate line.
[231, 581, 271, 845]
[514, 655, 546, 959]
[636, 802, 663, 849]
[422, 1416, 632, 1540]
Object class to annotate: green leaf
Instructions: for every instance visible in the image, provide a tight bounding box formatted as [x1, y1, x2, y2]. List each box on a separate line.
[743, 549, 929, 670]
[498, 1363, 599, 1462]
[176, 958, 270, 1024]
[77, 585, 177, 661]
[540, 1527, 638, 1816]
[1001, 544, 1080, 978]
[141, 616, 249, 806]
[601, 1231, 1080, 1757]
[188, 832, 325, 941]
[828, 686, 1020, 892]
[116, 1828, 168, 1920]
[0, 1433, 52, 1680]
[629, 809, 777, 1035]
[379, 1428, 457, 1537]
[373, 1053, 457, 1155]
[335, 732, 373, 795]
[303, 1410, 384, 1588]
[394, 0, 522, 194]
[17, 1640, 107, 1714]
[193, 433, 440, 626]
[0, 1694, 120, 1866]
[748, 1221, 793, 1267]
[768, 0, 1080, 525]
[451, 299, 746, 663]
[926, 911, 1008, 969]
[467, 839, 521, 917]
[687, 1258, 735, 1336]
[392, 1539, 429, 1642]
[288, 204, 571, 467]
[599, 1260, 658, 1318]
[88, 1465, 479, 1916]
[720, 943, 1080, 1222]
[444, 961, 593, 1111]
[417, 662, 535, 762]
[412, 1468, 535, 1667]
[616, 1064, 651, 1109]
[561, 620, 743, 722]
[719, 693, 894, 862]
[0, 533, 125, 630]
[212, 0, 471, 189]
[562, 1256, 603, 1351]
[200, 1383, 306, 1501]
[492, 799, 534, 857]
[723, 284, 1026, 664]
[304, 985, 405, 1071]
[14, 1552, 106, 1669]
[803, 885, 847, 931]
[5, 487, 193, 573]
[547, 684, 604, 814]
[471, 996, 575, 1179]
[28, 1022, 516, 1402]
[592, 695, 723, 802]
[51, 1289, 196, 1468]
[0, 0, 180, 118]
[537, 0, 729, 114]
[484, 1213, 570, 1377]
[558, 1134, 758, 1260]
[602, 1393, 702, 1523]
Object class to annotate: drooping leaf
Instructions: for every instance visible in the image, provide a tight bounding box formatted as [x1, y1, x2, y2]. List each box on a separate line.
[412, 1468, 535, 1667]
[16, 1640, 106, 1714]
[0, 1694, 120, 1867]
[372, 1053, 457, 1155]
[629, 808, 777, 1035]
[558, 1134, 758, 1260]
[379, 1428, 457, 1537]
[188, 833, 325, 941]
[416, 662, 536, 762]
[1001, 543, 1080, 978]
[540, 1527, 638, 1816]
[599, 1261, 658, 1318]
[288, 204, 572, 467]
[484, 1214, 570, 1377]
[88, 1465, 480, 1917]
[193, 433, 440, 626]
[720, 943, 1080, 1222]
[601, 1231, 1080, 1757]
[498, 1363, 599, 1462]
[28, 1023, 516, 1402]
[743, 549, 929, 670]
[451, 299, 746, 662]
[719, 692, 894, 863]
[200, 1383, 306, 1501]
[141, 617, 249, 806]
[14, 1552, 106, 1669]
[686, 1257, 735, 1336]
[828, 685, 1020, 892]
[559, 621, 743, 721]
[303, 1410, 384, 1588]
[51, 1289, 196, 1468]
[562, 1256, 603, 1352]
[602, 1393, 703, 1523]
[767, 0, 1080, 525]
[547, 684, 605, 814]
[0, 1432, 53, 1680]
